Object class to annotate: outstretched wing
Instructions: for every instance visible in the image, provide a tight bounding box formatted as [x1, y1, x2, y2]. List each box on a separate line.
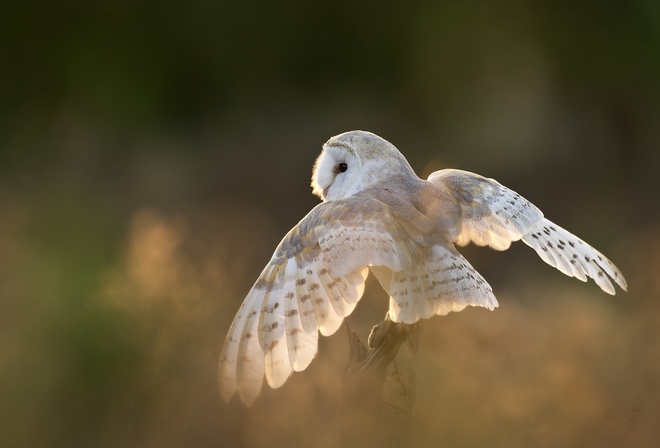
[218, 196, 418, 405]
[428, 169, 627, 294]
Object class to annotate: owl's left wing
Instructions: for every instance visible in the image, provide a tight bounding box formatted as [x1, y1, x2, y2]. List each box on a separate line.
[428, 169, 627, 294]
[218, 196, 417, 405]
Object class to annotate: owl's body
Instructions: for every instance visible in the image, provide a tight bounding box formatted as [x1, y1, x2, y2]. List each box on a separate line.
[219, 131, 627, 405]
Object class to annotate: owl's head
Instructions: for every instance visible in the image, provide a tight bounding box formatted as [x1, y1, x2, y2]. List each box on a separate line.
[311, 130, 416, 201]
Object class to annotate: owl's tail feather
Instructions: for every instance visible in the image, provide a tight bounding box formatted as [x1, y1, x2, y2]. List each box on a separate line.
[388, 244, 498, 324]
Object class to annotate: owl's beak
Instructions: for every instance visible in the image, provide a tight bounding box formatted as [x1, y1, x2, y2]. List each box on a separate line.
[322, 182, 333, 200]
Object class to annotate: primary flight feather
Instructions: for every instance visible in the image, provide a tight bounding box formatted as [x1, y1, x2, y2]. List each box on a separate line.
[219, 130, 627, 405]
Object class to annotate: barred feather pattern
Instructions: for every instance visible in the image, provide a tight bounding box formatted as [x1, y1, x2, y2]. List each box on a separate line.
[218, 197, 417, 405]
[389, 244, 498, 324]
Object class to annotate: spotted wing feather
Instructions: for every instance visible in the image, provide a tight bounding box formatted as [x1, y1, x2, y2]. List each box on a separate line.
[521, 220, 627, 294]
[428, 169, 627, 294]
[218, 197, 416, 405]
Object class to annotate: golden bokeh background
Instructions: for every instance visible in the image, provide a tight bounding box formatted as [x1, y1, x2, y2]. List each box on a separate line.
[1, 1, 659, 447]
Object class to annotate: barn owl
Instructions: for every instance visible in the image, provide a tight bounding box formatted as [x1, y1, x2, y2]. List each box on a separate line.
[219, 130, 627, 405]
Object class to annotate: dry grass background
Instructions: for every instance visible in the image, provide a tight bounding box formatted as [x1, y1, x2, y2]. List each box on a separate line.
[5, 199, 653, 448]
[102, 209, 659, 447]
[117, 212, 658, 448]
[0, 114, 657, 447]
[0, 114, 657, 446]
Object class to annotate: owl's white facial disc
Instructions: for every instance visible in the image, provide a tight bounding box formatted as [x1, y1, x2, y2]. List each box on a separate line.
[311, 144, 360, 201]
[311, 130, 418, 202]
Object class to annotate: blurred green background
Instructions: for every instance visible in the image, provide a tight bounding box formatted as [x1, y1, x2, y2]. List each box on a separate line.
[1, 1, 659, 447]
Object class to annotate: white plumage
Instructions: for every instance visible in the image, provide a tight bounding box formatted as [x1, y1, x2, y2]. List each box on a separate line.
[218, 130, 627, 405]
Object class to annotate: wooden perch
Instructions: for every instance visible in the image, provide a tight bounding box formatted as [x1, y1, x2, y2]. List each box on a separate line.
[341, 314, 421, 447]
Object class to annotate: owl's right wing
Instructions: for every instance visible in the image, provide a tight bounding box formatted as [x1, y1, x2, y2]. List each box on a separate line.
[218, 196, 418, 405]
[427, 169, 627, 295]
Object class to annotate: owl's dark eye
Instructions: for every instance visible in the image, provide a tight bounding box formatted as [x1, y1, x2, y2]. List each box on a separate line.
[338, 162, 348, 173]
